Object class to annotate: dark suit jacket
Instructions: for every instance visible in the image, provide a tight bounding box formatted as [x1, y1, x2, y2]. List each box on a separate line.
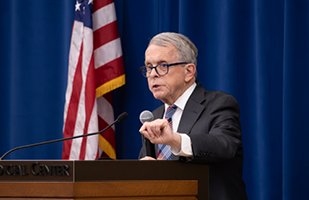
[139, 81, 248, 200]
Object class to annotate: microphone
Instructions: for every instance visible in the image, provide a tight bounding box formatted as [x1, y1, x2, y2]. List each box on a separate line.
[139, 110, 156, 158]
[139, 110, 154, 124]
[0, 112, 128, 160]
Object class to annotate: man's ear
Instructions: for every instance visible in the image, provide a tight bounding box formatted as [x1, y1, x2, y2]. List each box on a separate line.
[184, 63, 196, 82]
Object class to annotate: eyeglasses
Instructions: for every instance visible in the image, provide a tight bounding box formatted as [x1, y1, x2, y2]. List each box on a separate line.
[140, 62, 187, 77]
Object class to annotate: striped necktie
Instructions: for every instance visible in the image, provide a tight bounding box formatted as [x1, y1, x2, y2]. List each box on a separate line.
[157, 105, 177, 160]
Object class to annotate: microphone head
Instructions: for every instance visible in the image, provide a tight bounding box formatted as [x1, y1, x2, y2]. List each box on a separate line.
[117, 112, 128, 122]
[139, 110, 154, 124]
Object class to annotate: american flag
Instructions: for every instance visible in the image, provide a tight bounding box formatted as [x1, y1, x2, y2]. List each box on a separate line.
[62, 0, 125, 160]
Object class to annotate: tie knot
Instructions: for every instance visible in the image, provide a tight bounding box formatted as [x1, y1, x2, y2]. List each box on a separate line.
[170, 104, 177, 109]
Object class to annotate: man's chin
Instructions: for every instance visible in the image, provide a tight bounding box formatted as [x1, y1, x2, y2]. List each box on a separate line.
[153, 94, 169, 104]
[152, 93, 164, 101]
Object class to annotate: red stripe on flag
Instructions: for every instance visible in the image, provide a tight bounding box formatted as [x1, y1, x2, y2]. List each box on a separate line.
[79, 53, 96, 160]
[62, 42, 84, 160]
[95, 56, 124, 88]
[99, 116, 115, 146]
[98, 115, 116, 149]
[93, 0, 114, 12]
[93, 21, 120, 50]
[103, 92, 113, 107]
[99, 123, 116, 150]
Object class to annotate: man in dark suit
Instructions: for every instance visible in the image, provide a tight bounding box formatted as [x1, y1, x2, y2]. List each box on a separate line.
[139, 32, 248, 200]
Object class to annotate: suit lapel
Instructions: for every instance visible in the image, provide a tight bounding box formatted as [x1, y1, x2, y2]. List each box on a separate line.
[177, 82, 206, 134]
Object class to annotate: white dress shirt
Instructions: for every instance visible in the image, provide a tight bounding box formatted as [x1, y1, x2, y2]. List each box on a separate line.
[163, 82, 196, 157]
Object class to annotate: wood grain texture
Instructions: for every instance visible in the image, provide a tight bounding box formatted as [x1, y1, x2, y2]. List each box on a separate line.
[0, 180, 197, 199]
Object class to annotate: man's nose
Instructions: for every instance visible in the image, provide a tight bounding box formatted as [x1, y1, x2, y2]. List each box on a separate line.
[149, 68, 159, 77]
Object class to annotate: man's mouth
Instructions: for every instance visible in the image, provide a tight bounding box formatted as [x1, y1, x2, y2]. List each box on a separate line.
[152, 84, 160, 89]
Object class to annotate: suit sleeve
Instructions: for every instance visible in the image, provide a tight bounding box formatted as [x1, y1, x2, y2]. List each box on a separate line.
[188, 94, 243, 163]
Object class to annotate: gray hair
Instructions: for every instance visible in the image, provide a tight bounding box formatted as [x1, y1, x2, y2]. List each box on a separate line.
[149, 32, 198, 66]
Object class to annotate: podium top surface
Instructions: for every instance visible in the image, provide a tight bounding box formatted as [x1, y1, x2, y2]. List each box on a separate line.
[0, 160, 208, 182]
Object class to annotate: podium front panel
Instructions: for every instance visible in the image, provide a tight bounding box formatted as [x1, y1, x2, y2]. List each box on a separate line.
[0, 160, 208, 199]
[75, 160, 208, 199]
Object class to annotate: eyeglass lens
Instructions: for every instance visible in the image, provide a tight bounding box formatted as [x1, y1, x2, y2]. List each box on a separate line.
[146, 64, 167, 76]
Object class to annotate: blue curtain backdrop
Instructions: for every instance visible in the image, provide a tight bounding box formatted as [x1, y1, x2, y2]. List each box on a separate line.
[0, 0, 308, 199]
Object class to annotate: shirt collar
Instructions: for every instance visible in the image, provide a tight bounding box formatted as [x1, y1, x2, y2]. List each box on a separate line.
[165, 82, 197, 111]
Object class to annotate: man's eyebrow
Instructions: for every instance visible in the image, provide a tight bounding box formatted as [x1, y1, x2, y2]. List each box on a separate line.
[145, 60, 167, 66]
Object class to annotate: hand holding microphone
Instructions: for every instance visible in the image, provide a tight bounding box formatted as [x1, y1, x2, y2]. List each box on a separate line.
[139, 110, 156, 158]
[139, 110, 181, 158]
[139, 110, 177, 157]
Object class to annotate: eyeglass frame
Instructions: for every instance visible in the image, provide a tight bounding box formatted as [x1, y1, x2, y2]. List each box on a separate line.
[140, 62, 188, 77]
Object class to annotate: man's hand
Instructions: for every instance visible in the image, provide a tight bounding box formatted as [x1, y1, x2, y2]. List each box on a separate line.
[139, 119, 181, 151]
[140, 156, 156, 160]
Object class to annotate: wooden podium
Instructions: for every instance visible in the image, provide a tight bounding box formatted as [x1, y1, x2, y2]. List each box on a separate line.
[0, 160, 208, 199]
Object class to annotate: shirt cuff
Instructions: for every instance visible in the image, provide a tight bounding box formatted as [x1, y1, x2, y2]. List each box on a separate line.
[171, 133, 193, 157]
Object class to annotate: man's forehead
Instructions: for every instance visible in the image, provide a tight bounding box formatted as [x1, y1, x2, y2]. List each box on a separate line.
[145, 44, 177, 61]
[146, 43, 175, 50]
